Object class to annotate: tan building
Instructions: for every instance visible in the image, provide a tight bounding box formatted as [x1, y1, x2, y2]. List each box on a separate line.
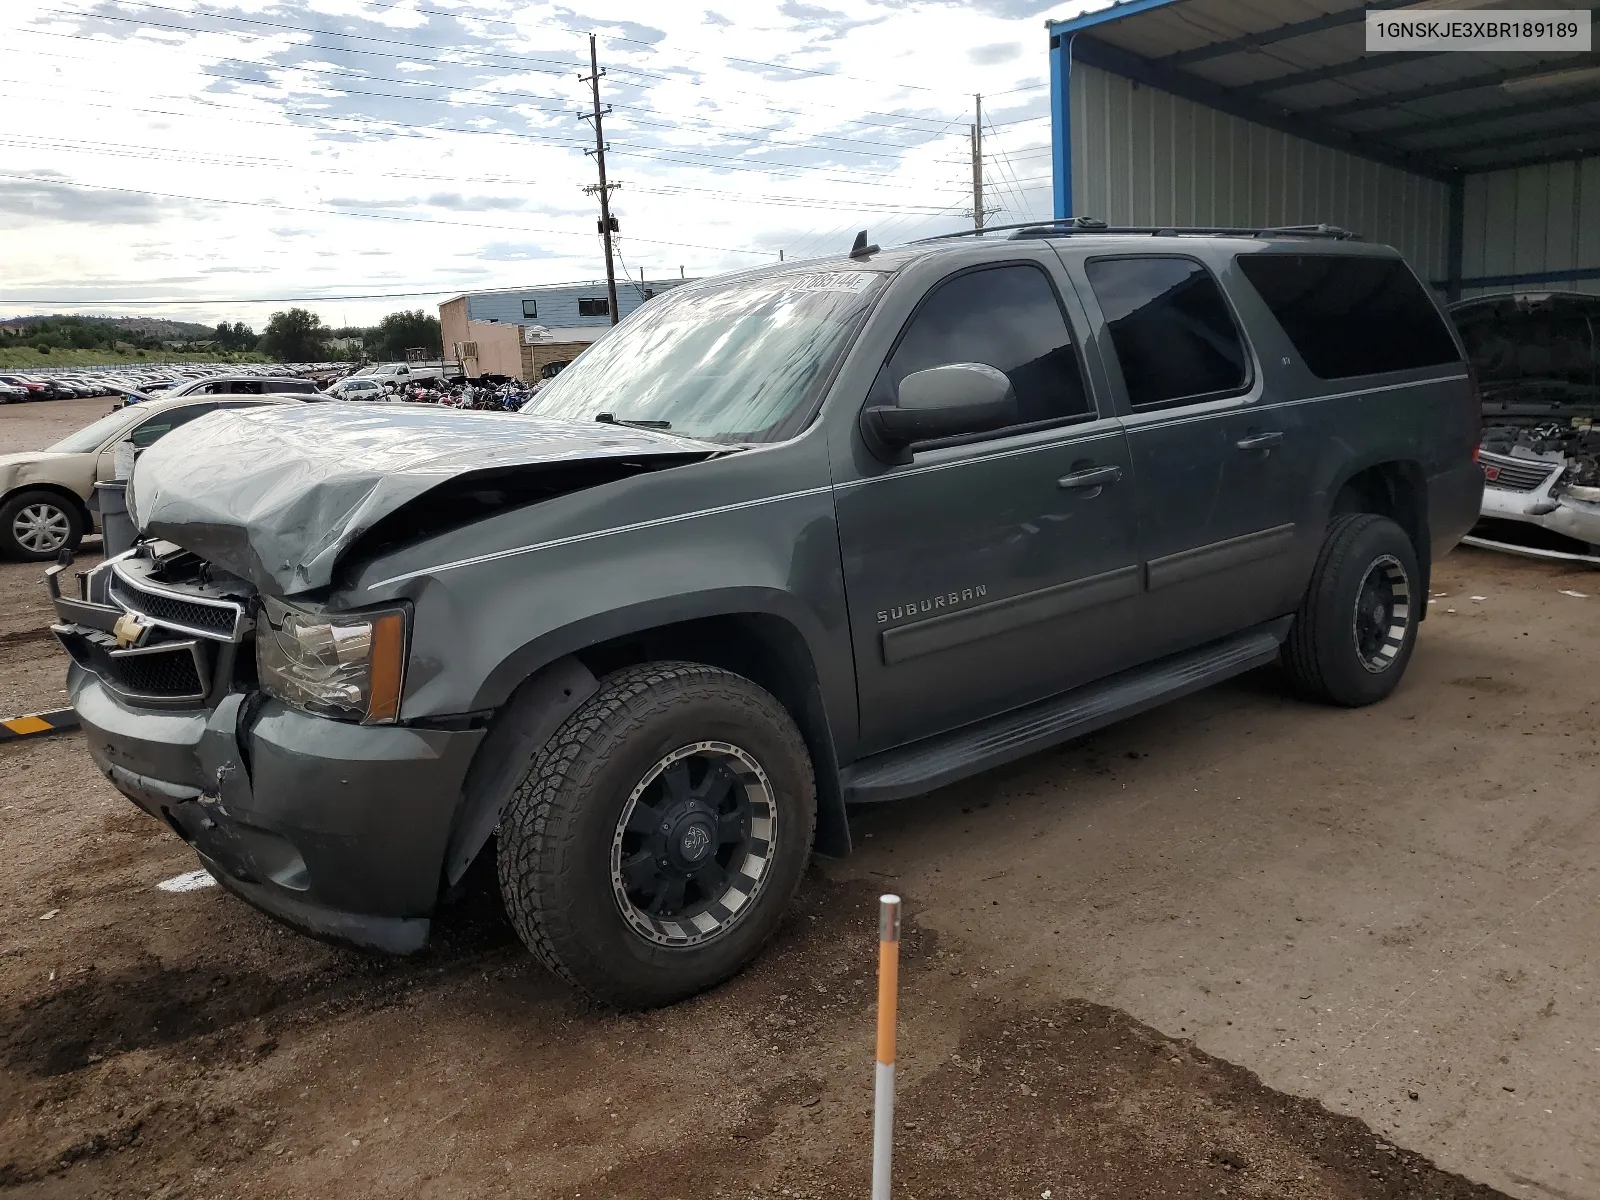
[440, 277, 692, 382]
[439, 297, 601, 382]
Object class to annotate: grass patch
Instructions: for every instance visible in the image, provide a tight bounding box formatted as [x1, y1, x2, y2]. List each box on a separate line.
[0, 348, 271, 370]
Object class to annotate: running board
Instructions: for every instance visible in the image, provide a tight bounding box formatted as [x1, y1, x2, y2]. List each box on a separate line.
[840, 621, 1288, 805]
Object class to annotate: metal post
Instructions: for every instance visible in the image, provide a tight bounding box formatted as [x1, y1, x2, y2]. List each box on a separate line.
[872, 894, 902, 1200]
[1446, 172, 1466, 303]
[1049, 28, 1073, 220]
[581, 34, 621, 327]
[971, 94, 984, 230]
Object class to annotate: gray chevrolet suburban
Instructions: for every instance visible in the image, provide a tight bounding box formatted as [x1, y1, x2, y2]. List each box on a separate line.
[48, 222, 1484, 1007]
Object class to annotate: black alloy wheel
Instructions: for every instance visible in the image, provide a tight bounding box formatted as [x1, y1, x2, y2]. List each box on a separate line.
[610, 740, 776, 947]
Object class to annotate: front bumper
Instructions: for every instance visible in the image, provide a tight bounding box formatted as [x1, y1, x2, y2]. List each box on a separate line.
[1465, 476, 1600, 566]
[70, 666, 484, 952]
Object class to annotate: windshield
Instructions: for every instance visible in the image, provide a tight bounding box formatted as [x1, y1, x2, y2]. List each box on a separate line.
[519, 269, 885, 442]
[46, 408, 140, 453]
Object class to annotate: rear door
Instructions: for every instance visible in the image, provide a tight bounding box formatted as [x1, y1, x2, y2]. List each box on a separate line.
[1071, 252, 1307, 658]
[833, 252, 1144, 754]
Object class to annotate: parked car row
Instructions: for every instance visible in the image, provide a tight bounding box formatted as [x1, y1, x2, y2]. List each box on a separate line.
[0, 362, 340, 404]
[0, 373, 122, 401]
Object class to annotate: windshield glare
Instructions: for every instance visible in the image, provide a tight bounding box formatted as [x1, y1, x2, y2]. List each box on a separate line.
[47, 408, 139, 453]
[519, 270, 884, 442]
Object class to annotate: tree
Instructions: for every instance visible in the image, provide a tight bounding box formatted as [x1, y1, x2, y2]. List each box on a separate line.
[367, 310, 442, 361]
[260, 308, 328, 361]
[214, 321, 257, 352]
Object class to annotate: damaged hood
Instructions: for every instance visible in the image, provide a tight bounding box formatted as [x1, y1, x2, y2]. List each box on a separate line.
[129, 404, 720, 594]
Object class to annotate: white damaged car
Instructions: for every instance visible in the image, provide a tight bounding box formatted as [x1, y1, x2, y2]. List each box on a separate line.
[1454, 292, 1600, 565]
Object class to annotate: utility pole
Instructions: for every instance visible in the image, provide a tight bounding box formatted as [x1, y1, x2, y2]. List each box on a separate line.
[970, 93, 984, 230]
[580, 34, 620, 326]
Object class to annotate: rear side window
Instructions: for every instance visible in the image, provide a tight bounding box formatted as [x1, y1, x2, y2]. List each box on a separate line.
[1235, 253, 1461, 379]
[872, 263, 1094, 429]
[1085, 257, 1249, 409]
[128, 403, 218, 448]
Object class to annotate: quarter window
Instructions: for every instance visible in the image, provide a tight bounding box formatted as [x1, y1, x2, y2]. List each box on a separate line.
[1235, 253, 1461, 379]
[871, 263, 1093, 430]
[1085, 257, 1249, 409]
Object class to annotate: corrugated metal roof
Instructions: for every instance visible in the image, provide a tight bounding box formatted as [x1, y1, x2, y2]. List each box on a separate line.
[1049, 0, 1598, 174]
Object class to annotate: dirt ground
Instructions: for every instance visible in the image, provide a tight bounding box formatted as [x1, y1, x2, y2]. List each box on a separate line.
[0, 397, 1592, 1198]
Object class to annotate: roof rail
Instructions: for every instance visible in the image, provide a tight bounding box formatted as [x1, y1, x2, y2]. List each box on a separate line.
[914, 217, 1360, 244]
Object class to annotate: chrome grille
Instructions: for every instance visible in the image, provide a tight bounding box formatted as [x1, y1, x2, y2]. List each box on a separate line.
[56, 627, 209, 703]
[1478, 451, 1560, 493]
[109, 566, 243, 641]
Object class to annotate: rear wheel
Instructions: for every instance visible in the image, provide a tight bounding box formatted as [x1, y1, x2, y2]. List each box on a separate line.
[0, 490, 83, 561]
[1282, 513, 1420, 706]
[497, 661, 816, 1009]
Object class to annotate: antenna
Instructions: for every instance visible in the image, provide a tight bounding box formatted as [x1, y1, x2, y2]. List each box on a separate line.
[849, 230, 880, 259]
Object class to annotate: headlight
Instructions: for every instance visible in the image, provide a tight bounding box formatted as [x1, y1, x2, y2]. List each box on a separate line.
[256, 597, 407, 724]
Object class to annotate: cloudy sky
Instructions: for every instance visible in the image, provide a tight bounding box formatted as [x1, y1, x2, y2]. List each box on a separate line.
[0, 0, 1102, 328]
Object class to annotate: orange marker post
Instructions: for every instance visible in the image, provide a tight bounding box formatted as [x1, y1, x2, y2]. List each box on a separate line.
[872, 894, 901, 1200]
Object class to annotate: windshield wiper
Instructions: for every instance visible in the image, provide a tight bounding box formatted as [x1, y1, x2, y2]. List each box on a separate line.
[595, 412, 672, 430]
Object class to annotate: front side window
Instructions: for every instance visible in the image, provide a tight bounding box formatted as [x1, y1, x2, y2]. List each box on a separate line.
[870, 263, 1093, 428]
[1236, 253, 1461, 379]
[520, 270, 885, 443]
[1086, 257, 1249, 409]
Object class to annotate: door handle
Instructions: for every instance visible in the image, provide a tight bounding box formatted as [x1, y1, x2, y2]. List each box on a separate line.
[1057, 465, 1123, 490]
[1235, 431, 1284, 452]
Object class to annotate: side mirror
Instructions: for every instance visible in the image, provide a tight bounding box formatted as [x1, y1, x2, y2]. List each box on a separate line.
[860, 362, 1018, 464]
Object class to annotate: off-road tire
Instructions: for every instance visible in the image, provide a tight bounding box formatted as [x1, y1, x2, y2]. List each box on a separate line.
[1283, 512, 1420, 707]
[497, 661, 816, 1009]
[0, 489, 84, 561]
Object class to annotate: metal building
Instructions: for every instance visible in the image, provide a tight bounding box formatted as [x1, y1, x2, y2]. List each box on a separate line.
[1047, 0, 1599, 297]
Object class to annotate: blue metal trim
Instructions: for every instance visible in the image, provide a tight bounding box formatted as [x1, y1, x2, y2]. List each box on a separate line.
[1446, 175, 1465, 304]
[1068, 35, 1454, 182]
[1439, 266, 1600, 290]
[1046, 0, 1186, 37]
[1051, 32, 1072, 220]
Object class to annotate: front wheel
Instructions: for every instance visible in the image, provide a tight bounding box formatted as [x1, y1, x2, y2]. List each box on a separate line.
[0, 489, 84, 561]
[497, 661, 817, 1009]
[1282, 513, 1421, 707]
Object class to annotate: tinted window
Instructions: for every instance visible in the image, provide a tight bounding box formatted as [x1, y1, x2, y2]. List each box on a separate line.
[1086, 257, 1249, 408]
[128, 403, 218, 449]
[871, 264, 1092, 428]
[1236, 253, 1460, 379]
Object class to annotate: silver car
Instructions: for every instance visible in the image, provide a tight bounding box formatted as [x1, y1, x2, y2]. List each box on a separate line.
[1455, 292, 1600, 565]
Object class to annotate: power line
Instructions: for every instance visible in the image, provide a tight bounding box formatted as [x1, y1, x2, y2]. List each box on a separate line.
[0, 276, 644, 306]
[0, 132, 968, 217]
[0, 171, 773, 256]
[5, 36, 968, 162]
[0, 76, 973, 193]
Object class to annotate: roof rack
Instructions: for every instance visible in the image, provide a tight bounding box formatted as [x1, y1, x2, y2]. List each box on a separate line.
[914, 217, 1360, 243]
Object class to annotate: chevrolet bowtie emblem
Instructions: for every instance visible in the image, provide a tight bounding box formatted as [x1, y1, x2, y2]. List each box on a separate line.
[113, 611, 152, 649]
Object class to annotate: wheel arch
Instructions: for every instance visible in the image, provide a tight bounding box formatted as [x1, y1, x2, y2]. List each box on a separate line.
[444, 603, 852, 893]
[1328, 459, 1430, 605]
